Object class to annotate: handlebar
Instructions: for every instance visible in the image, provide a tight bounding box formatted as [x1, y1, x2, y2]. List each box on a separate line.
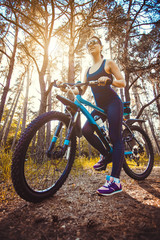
[52, 79, 111, 89]
[51, 79, 113, 97]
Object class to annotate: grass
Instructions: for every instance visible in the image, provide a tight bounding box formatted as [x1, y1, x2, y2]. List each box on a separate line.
[0, 147, 16, 204]
[0, 147, 12, 182]
[0, 146, 159, 204]
[154, 154, 160, 166]
[71, 156, 112, 177]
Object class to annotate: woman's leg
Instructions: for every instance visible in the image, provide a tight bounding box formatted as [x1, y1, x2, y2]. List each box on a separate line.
[97, 98, 124, 196]
[107, 98, 124, 178]
[82, 111, 107, 156]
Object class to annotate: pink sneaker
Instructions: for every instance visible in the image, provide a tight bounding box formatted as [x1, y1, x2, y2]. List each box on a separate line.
[93, 153, 112, 171]
[97, 175, 122, 196]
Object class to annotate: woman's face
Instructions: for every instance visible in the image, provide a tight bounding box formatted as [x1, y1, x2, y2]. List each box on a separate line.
[87, 38, 102, 56]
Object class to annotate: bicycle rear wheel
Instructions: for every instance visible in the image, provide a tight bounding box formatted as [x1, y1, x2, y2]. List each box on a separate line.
[11, 111, 76, 202]
[123, 125, 154, 180]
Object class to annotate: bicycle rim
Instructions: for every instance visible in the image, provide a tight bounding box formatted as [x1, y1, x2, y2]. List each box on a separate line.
[12, 111, 76, 202]
[123, 125, 154, 180]
[25, 120, 72, 191]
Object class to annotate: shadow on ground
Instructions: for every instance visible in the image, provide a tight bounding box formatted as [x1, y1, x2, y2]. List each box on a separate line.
[0, 168, 160, 240]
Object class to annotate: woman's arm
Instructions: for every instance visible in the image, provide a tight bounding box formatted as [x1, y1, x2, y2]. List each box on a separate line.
[81, 69, 88, 95]
[108, 60, 126, 88]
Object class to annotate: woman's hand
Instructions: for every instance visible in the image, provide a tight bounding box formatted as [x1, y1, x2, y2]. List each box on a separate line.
[56, 80, 79, 95]
[56, 80, 67, 92]
[98, 76, 111, 86]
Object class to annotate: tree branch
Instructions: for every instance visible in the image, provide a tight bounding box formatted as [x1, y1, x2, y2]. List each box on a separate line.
[0, 13, 44, 49]
[48, 0, 55, 40]
[0, 83, 5, 88]
[1, 2, 45, 33]
[46, 82, 54, 96]
[0, 49, 11, 59]
[128, 0, 146, 33]
[20, 43, 40, 74]
[129, 73, 143, 90]
[136, 94, 160, 118]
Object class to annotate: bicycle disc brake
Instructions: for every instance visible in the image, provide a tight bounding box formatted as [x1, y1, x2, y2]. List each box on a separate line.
[52, 146, 64, 159]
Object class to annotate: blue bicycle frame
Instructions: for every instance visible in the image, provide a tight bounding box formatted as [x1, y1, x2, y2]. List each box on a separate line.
[74, 94, 133, 156]
[49, 91, 133, 157]
[74, 94, 112, 153]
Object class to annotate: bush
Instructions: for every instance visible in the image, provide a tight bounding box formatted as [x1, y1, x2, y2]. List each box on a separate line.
[154, 154, 160, 166]
[0, 147, 12, 182]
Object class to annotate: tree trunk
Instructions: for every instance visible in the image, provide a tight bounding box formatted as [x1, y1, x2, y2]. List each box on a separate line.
[0, 22, 18, 123]
[0, 90, 17, 143]
[46, 67, 52, 147]
[137, 80, 160, 154]
[68, 0, 75, 83]
[123, 0, 132, 102]
[11, 105, 23, 150]
[153, 81, 160, 118]
[145, 110, 160, 154]
[2, 79, 24, 145]
[38, 72, 48, 115]
[21, 66, 30, 134]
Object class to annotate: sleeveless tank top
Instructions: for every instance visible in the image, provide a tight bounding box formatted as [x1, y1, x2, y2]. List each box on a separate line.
[87, 59, 119, 107]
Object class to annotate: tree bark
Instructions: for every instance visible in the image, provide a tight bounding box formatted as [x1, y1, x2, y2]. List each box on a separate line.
[136, 94, 160, 119]
[2, 79, 24, 145]
[145, 110, 160, 154]
[0, 18, 18, 123]
[21, 66, 30, 134]
[68, 0, 75, 83]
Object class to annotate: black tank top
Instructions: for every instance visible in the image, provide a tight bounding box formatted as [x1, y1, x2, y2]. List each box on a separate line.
[87, 59, 119, 107]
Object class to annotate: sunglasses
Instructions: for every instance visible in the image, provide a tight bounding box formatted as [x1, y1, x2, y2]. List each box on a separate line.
[87, 39, 100, 48]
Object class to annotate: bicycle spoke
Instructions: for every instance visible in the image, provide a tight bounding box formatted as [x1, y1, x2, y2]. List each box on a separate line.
[23, 119, 71, 192]
[123, 125, 153, 179]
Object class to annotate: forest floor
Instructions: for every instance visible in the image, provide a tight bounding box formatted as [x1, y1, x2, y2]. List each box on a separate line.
[0, 164, 160, 240]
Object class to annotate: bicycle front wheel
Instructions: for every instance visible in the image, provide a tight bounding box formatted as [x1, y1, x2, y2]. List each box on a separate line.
[123, 125, 154, 180]
[11, 111, 76, 202]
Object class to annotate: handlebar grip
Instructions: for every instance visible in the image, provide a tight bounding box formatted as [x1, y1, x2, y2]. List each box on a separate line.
[105, 79, 113, 85]
[88, 79, 113, 86]
[88, 80, 98, 86]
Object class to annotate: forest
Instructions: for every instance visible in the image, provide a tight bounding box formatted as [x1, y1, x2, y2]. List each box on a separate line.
[0, 0, 159, 157]
[0, 1, 160, 240]
[0, 0, 159, 163]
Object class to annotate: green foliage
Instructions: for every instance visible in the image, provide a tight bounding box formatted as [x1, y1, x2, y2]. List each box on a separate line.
[0, 147, 12, 182]
[154, 154, 160, 166]
[76, 136, 99, 158]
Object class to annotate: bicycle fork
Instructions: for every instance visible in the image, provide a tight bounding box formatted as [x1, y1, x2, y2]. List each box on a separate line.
[46, 110, 79, 159]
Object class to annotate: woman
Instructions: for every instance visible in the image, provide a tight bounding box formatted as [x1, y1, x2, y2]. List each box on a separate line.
[60, 36, 126, 196]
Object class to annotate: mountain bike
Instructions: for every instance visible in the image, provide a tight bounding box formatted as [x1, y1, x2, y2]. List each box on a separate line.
[11, 80, 154, 202]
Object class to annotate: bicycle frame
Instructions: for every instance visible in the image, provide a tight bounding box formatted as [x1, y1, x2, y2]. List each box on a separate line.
[75, 95, 140, 156]
[46, 79, 148, 159]
[74, 94, 112, 152]
[47, 91, 136, 158]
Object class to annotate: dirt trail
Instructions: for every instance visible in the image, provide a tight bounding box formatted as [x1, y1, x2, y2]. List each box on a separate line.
[0, 167, 160, 240]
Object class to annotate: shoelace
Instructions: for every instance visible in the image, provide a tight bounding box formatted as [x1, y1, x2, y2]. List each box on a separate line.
[98, 154, 105, 163]
[104, 181, 113, 188]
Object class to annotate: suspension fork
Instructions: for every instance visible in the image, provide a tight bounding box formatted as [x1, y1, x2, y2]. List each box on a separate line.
[46, 110, 79, 158]
[46, 121, 63, 157]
